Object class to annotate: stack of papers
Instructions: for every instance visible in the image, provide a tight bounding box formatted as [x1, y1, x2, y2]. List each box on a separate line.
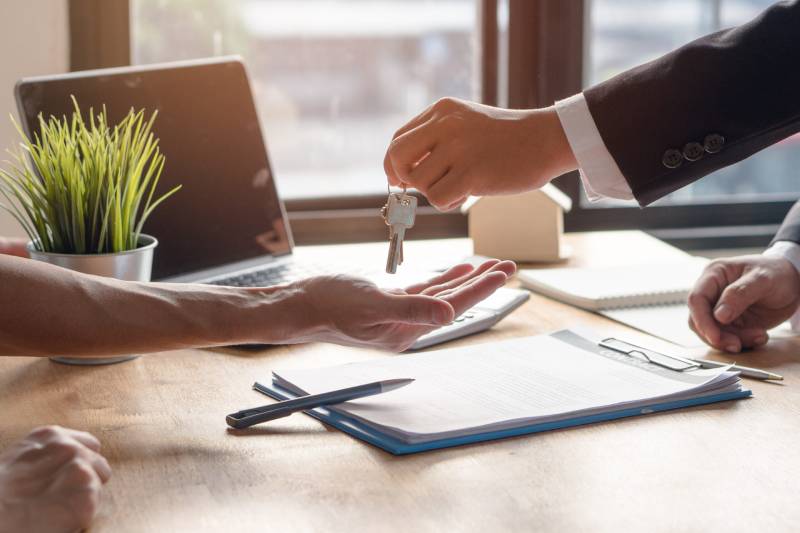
[262, 330, 750, 453]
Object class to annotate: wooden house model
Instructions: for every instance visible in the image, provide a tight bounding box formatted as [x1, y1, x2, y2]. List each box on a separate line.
[461, 184, 573, 263]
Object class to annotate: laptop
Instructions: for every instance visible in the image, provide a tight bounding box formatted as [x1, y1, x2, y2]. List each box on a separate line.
[14, 57, 528, 349]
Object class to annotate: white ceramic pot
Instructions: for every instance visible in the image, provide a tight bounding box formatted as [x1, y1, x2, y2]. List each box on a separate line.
[26, 234, 158, 365]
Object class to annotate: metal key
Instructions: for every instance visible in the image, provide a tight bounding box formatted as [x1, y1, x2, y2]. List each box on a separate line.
[381, 191, 417, 274]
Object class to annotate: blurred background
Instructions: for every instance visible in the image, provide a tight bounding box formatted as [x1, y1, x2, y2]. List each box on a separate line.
[0, 0, 794, 249]
[133, 0, 795, 203]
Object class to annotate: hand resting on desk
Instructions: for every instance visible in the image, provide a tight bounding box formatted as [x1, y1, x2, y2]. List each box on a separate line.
[687, 255, 800, 353]
[0, 426, 111, 533]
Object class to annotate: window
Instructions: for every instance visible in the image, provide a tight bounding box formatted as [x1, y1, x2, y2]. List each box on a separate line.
[132, 0, 478, 200]
[73, 0, 794, 248]
[586, 0, 800, 207]
[534, 0, 799, 250]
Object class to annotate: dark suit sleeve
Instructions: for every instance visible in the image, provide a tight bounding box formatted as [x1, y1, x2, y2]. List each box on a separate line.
[583, 0, 800, 207]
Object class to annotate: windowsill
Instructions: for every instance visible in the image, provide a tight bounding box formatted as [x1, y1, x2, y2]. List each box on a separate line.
[648, 224, 780, 252]
[288, 205, 466, 245]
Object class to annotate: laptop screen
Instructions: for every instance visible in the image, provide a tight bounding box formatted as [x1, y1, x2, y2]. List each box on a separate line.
[15, 58, 292, 280]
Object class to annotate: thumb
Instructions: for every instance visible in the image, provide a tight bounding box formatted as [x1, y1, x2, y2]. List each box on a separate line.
[713, 271, 769, 324]
[381, 294, 454, 326]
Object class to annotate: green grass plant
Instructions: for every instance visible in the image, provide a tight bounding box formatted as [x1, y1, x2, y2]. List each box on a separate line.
[0, 96, 180, 254]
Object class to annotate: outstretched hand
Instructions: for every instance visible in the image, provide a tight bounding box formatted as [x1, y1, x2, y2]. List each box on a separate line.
[687, 255, 800, 352]
[300, 259, 517, 351]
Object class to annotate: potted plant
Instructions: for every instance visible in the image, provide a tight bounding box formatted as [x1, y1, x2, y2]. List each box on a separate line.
[0, 97, 180, 365]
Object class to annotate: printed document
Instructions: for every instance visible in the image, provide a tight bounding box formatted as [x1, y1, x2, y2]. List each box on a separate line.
[272, 331, 744, 444]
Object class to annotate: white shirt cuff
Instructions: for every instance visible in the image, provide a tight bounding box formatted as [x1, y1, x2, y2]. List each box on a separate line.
[554, 93, 634, 202]
[763, 240, 800, 331]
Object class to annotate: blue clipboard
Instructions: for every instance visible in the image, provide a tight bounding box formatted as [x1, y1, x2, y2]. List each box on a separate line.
[253, 381, 752, 456]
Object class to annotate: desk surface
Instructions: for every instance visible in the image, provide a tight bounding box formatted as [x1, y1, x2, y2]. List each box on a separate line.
[2, 231, 799, 533]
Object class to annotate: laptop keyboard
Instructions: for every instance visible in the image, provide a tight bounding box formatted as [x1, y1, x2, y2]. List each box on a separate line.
[206, 261, 369, 288]
[207, 264, 320, 287]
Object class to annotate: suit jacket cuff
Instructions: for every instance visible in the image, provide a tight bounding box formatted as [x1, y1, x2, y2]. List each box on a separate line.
[771, 201, 800, 246]
[554, 93, 634, 202]
[763, 240, 800, 331]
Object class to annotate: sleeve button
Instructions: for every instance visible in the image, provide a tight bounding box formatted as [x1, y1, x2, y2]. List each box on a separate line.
[704, 133, 725, 154]
[662, 148, 683, 169]
[682, 142, 705, 161]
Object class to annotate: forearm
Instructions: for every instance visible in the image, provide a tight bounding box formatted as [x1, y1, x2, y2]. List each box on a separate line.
[0, 255, 316, 357]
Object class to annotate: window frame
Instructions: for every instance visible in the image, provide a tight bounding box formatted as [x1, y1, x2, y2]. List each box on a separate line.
[71, 0, 489, 244]
[518, 0, 795, 250]
[70, 0, 795, 249]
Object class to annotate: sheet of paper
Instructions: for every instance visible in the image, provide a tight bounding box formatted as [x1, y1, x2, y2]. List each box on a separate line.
[602, 305, 704, 347]
[273, 333, 735, 440]
[602, 305, 795, 348]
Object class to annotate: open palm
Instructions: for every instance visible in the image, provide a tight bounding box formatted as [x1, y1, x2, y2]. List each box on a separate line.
[300, 260, 516, 351]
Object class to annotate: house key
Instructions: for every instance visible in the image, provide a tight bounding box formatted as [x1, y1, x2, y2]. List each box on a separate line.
[381, 189, 417, 274]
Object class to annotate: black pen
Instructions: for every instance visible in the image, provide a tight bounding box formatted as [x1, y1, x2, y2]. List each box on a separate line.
[226, 378, 414, 429]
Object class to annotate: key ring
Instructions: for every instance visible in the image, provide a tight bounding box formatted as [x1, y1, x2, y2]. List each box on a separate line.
[386, 183, 408, 195]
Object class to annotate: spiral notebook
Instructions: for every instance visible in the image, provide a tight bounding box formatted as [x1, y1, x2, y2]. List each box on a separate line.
[518, 259, 709, 346]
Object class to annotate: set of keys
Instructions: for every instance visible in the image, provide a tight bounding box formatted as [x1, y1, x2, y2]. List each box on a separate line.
[380, 187, 417, 274]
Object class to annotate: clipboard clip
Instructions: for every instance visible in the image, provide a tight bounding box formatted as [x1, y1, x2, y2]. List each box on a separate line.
[599, 338, 700, 372]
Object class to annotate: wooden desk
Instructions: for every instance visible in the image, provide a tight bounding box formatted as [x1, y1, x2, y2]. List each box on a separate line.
[2, 231, 799, 532]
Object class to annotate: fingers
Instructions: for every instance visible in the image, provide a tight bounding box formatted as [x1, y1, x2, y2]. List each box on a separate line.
[21, 426, 111, 483]
[726, 327, 769, 349]
[490, 260, 517, 277]
[49, 458, 103, 529]
[419, 260, 499, 295]
[354, 259, 503, 351]
[713, 270, 772, 325]
[384, 149, 402, 186]
[25, 426, 100, 453]
[405, 145, 452, 193]
[687, 264, 729, 348]
[392, 104, 436, 140]
[62, 428, 102, 452]
[438, 271, 510, 316]
[687, 260, 742, 351]
[384, 99, 459, 186]
[423, 260, 516, 297]
[51, 458, 101, 493]
[426, 172, 466, 211]
[688, 313, 743, 353]
[385, 120, 439, 185]
[404, 263, 476, 294]
[442, 195, 469, 212]
[688, 258, 786, 353]
[378, 293, 455, 326]
[687, 273, 737, 352]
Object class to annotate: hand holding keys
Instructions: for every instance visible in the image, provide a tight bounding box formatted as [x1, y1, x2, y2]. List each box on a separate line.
[381, 188, 417, 274]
